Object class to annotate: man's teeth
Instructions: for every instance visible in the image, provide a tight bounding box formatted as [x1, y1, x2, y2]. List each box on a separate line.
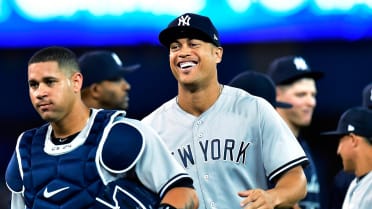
[180, 62, 196, 69]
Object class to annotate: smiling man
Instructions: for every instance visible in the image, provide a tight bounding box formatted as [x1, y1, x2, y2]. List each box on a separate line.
[321, 106, 372, 209]
[143, 13, 309, 209]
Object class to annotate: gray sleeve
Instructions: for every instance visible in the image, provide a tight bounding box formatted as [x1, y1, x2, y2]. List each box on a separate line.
[258, 98, 308, 181]
[134, 121, 191, 197]
[10, 192, 25, 209]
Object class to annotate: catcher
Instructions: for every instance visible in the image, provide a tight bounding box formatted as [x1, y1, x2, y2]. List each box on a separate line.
[5, 46, 198, 209]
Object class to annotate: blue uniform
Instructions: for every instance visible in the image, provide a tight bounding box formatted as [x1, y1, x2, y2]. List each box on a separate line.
[299, 138, 321, 209]
[6, 109, 191, 209]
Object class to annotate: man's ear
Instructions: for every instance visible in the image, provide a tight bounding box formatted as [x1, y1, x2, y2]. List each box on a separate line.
[215, 46, 223, 64]
[276, 86, 284, 100]
[72, 72, 83, 92]
[89, 83, 102, 99]
[349, 133, 359, 148]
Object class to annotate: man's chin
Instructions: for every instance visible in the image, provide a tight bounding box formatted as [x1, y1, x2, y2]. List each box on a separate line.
[38, 110, 60, 122]
[40, 115, 56, 122]
[116, 104, 128, 111]
[299, 117, 313, 126]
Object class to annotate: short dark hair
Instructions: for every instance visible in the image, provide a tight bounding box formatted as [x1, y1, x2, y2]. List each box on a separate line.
[28, 46, 80, 76]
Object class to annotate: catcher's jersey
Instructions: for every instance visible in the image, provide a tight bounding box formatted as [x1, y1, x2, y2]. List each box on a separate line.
[342, 171, 372, 209]
[6, 108, 189, 209]
[143, 85, 308, 209]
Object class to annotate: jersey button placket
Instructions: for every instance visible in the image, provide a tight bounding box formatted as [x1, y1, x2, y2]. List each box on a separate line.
[195, 120, 204, 139]
[210, 201, 216, 209]
[195, 119, 215, 208]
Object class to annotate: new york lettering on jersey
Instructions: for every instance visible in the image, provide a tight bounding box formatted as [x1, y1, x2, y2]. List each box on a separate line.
[173, 139, 251, 168]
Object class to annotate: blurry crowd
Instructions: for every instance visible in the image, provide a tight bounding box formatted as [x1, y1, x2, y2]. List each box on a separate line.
[1, 12, 371, 209]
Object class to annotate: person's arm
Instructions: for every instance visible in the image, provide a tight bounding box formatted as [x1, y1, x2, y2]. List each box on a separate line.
[267, 166, 307, 207]
[238, 165, 307, 209]
[6, 151, 26, 209]
[101, 119, 199, 209]
[159, 187, 199, 209]
[10, 192, 26, 209]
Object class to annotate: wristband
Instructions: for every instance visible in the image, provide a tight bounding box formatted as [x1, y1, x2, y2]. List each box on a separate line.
[158, 203, 177, 209]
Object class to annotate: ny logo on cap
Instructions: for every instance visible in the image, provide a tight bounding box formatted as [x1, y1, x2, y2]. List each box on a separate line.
[111, 53, 123, 67]
[347, 124, 355, 132]
[178, 15, 191, 26]
[293, 57, 309, 71]
[214, 34, 219, 41]
[370, 89, 372, 101]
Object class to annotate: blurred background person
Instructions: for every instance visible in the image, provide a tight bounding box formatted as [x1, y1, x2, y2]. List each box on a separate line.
[321, 106, 372, 209]
[267, 55, 324, 209]
[79, 50, 140, 110]
[329, 81, 372, 209]
[228, 70, 292, 109]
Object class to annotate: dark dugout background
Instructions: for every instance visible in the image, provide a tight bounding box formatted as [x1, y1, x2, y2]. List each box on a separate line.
[0, 40, 371, 208]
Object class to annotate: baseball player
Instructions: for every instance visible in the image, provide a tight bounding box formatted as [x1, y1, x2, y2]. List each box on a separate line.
[79, 50, 140, 110]
[321, 107, 372, 209]
[228, 71, 292, 109]
[5, 46, 198, 209]
[142, 13, 308, 209]
[329, 81, 372, 209]
[267, 55, 324, 209]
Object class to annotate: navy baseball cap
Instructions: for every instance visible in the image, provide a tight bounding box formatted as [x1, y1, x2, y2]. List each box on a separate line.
[79, 51, 140, 88]
[268, 55, 324, 85]
[229, 71, 292, 108]
[362, 83, 372, 109]
[159, 13, 221, 47]
[321, 106, 372, 139]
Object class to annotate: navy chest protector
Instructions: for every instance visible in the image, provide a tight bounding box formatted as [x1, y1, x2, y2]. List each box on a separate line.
[9, 110, 160, 209]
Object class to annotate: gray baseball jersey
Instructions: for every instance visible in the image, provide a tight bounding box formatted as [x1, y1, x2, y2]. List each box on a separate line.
[342, 172, 372, 209]
[142, 85, 308, 209]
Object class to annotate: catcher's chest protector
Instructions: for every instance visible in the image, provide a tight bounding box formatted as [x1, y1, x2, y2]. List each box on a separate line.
[17, 110, 115, 209]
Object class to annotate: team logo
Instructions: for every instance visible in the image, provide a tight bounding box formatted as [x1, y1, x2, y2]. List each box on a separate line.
[347, 124, 355, 132]
[213, 34, 219, 41]
[370, 89, 372, 101]
[177, 15, 191, 26]
[111, 52, 123, 67]
[293, 57, 309, 71]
